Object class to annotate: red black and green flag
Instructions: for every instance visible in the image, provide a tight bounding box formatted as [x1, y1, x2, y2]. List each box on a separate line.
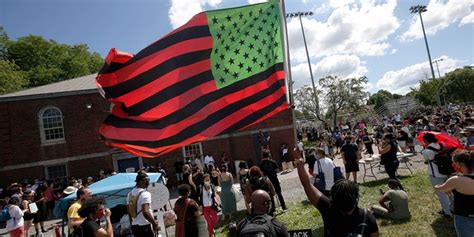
[96, 2, 288, 157]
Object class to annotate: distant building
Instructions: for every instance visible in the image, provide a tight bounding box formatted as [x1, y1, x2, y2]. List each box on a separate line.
[384, 96, 418, 115]
[0, 74, 294, 186]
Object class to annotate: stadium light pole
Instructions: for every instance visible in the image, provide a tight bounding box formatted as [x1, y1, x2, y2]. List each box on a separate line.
[409, 5, 441, 106]
[433, 58, 444, 78]
[286, 11, 321, 116]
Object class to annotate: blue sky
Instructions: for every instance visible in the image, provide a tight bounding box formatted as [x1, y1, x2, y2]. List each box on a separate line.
[1, 0, 473, 95]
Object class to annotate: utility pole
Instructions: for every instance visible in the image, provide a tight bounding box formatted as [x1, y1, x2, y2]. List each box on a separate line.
[433, 58, 444, 78]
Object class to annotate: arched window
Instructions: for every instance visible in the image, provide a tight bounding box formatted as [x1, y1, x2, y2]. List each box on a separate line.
[38, 106, 65, 144]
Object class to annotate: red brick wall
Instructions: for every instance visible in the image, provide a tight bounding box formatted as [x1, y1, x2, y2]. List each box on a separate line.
[67, 155, 114, 180]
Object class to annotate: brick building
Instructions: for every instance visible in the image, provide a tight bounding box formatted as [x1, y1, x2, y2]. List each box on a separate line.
[0, 74, 295, 187]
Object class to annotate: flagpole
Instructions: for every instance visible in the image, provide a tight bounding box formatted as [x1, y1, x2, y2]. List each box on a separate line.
[278, 0, 300, 153]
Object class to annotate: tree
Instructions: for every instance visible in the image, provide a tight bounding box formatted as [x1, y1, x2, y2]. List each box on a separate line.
[294, 86, 323, 122]
[410, 79, 440, 106]
[442, 66, 474, 103]
[0, 28, 103, 92]
[319, 76, 369, 129]
[0, 60, 27, 94]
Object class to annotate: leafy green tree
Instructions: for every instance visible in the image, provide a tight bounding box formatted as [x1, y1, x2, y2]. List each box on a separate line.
[1, 28, 103, 90]
[442, 66, 474, 102]
[410, 79, 440, 106]
[0, 60, 27, 94]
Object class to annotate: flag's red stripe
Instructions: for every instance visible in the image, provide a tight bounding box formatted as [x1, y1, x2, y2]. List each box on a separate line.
[97, 37, 213, 88]
[104, 49, 134, 65]
[100, 71, 284, 140]
[108, 59, 212, 108]
[104, 87, 287, 156]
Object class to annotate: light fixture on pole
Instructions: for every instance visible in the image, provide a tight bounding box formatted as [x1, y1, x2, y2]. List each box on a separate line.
[433, 58, 444, 78]
[286, 11, 320, 115]
[409, 5, 441, 106]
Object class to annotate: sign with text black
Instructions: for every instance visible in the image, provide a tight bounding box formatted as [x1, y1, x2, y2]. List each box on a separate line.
[288, 229, 312, 237]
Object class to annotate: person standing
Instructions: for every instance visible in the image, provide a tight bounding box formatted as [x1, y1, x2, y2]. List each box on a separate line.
[313, 149, 336, 197]
[67, 187, 92, 236]
[237, 161, 250, 195]
[198, 174, 219, 237]
[218, 165, 237, 220]
[244, 166, 276, 215]
[421, 133, 452, 217]
[77, 197, 114, 237]
[127, 173, 160, 236]
[260, 150, 287, 213]
[341, 135, 361, 183]
[174, 159, 185, 186]
[378, 134, 400, 180]
[174, 184, 201, 237]
[280, 144, 293, 173]
[362, 131, 374, 157]
[21, 190, 35, 237]
[204, 154, 216, 172]
[435, 151, 474, 236]
[6, 197, 24, 237]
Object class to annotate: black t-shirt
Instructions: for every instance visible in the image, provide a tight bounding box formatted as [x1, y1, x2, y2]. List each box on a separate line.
[80, 217, 100, 237]
[341, 143, 359, 162]
[306, 154, 316, 170]
[260, 159, 279, 180]
[317, 196, 378, 237]
[174, 161, 184, 173]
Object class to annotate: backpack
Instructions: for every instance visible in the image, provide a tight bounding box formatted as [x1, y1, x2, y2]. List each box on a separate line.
[127, 190, 145, 218]
[238, 214, 276, 237]
[427, 144, 456, 176]
[0, 206, 11, 221]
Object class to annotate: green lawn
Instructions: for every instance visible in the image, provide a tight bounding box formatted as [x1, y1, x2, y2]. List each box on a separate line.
[216, 171, 457, 237]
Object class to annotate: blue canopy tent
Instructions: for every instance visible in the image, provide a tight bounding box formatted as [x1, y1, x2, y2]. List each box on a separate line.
[63, 172, 162, 208]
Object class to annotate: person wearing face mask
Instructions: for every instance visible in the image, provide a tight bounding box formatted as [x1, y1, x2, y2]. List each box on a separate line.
[127, 173, 160, 237]
[198, 174, 219, 237]
[77, 197, 113, 237]
[236, 190, 289, 237]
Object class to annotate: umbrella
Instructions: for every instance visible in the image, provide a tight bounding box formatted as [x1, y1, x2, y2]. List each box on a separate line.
[417, 131, 464, 150]
[63, 172, 162, 208]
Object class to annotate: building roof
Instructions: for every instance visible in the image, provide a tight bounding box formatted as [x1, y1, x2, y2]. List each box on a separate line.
[0, 74, 99, 102]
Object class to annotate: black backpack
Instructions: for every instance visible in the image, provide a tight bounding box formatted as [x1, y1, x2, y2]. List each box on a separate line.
[238, 214, 276, 237]
[427, 144, 456, 176]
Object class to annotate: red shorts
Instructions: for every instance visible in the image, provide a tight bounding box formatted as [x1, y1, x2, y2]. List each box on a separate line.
[9, 226, 24, 237]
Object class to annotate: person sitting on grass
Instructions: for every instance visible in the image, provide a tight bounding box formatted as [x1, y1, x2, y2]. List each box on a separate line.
[434, 151, 474, 237]
[295, 154, 379, 237]
[371, 179, 411, 220]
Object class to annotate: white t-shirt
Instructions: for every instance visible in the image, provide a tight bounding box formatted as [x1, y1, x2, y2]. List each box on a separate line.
[6, 205, 24, 231]
[421, 143, 446, 178]
[202, 188, 213, 207]
[127, 188, 153, 226]
[204, 155, 215, 166]
[313, 157, 336, 191]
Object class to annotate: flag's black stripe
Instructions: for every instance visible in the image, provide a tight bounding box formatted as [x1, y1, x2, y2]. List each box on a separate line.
[103, 49, 212, 99]
[100, 26, 211, 74]
[104, 63, 284, 129]
[103, 79, 286, 148]
[127, 70, 214, 116]
[104, 95, 287, 156]
[219, 95, 287, 135]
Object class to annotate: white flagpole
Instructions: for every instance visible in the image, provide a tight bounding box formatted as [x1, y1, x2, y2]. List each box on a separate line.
[278, 0, 300, 152]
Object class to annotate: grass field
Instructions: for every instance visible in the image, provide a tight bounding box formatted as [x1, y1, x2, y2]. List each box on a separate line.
[215, 171, 457, 237]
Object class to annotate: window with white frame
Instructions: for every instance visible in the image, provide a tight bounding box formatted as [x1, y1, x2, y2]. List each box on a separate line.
[45, 164, 68, 180]
[182, 143, 202, 160]
[38, 106, 65, 144]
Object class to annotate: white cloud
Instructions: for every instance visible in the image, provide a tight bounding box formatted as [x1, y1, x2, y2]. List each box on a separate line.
[168, 0, 222, 29]
[400, 0, 473, 42]
[247, 0, 267, 4]
[291, 54, 368, 88]
[459, 12, 474, 26]
[287, 0, 400, 63]
[375, 56, 463, 94]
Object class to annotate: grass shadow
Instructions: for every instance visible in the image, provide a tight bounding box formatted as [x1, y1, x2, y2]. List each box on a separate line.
[359, 176, 412, 188]
[378, 216, 412, 227]
[431, 216, 456, 237]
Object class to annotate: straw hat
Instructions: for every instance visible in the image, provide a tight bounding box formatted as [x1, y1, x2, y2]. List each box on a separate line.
[62, 186, 78, 195]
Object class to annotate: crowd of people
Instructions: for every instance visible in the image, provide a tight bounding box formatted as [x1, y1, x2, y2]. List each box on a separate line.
[1, 105, 473, 237]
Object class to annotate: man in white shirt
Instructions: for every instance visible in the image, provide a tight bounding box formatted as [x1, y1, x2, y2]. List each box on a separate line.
[127, 173, 160, 236]
[421, 133, 452, 217]
[313, 149, 335, 196]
